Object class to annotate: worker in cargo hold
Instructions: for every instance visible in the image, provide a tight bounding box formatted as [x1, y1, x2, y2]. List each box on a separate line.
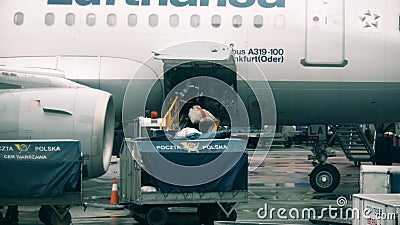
[188, 105, 217, 133]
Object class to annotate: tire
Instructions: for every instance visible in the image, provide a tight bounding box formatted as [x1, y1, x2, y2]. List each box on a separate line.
[294, 136, 303, 145]
[131, 205, 146, 224]
[39, 206, 52, 225]
[216, 207, 237, 221]
[247, 137, 258, 149]
[310, 164, 340, 193]
[0, 211, 3, 225]
[197, 204, 216, 225]
[132, 215, 146, 224]
[198, 204, 237, 224]
[146, 207, 167, 225]
[374, 136, 393, 165]
[283, 137, 293, 148]
[50, 209, 71, 225]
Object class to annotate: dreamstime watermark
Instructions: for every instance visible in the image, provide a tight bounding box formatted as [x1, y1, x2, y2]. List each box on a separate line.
[257, 196, 396, 221]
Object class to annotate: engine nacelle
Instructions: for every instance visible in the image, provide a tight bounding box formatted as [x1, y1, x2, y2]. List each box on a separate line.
[0, 88, 115, 179]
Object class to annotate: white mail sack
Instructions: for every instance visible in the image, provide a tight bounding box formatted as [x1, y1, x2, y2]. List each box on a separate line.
[175, 127, 202, 138]
[188, 105, 217, 124]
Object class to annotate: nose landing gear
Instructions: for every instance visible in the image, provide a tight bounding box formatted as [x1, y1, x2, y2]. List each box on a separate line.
[308, 136, 339, 193]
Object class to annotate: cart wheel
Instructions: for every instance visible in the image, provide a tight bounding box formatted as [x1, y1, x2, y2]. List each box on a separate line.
[130, 205, 146, 224]
[216, 207, 237, 221]
[132, 214, 146, 224]
[0, 211, 4, 225]
[39, 206, 52, 225]
[246, 137, 258, 149]
[294, 136, 303, 145]
[283, 137, 293, 148]
[310, 164, 340, 193]
[50, 209, 72, 225]
[146, 207, 167, 225]
[197, 204, 218, 225]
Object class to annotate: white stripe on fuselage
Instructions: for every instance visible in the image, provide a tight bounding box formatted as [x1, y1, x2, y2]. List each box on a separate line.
[0, 0, 399, 83]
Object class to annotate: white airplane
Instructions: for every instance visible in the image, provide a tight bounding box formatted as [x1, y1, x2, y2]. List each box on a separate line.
[0, 0, 399, 194]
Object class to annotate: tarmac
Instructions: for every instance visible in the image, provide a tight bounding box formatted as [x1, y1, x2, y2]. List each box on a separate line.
[0, 143, 363, 225]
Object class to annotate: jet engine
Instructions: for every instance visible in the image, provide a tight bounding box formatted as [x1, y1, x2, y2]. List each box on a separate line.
[0, 88, 115, 179]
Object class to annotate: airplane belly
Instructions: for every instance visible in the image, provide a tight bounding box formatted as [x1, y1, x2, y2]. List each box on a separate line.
[100, 79, 400, 126]
[270, 81, 400, 125]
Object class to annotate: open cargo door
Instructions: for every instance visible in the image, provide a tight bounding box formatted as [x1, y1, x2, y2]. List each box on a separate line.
[153, 42, 237, 127]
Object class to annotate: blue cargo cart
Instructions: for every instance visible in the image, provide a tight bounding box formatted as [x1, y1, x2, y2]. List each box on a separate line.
[0, 140, 82, 225]
[120, 138, 248, 225]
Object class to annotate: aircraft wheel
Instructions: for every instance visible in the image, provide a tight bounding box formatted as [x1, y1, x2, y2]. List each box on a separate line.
[310, 164, 340, 193]
[50, 209, 71, 225]
[146, 207, 167, 225]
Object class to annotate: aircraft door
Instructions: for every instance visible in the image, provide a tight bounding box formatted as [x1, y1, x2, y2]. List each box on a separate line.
[303, 0, 347, 66]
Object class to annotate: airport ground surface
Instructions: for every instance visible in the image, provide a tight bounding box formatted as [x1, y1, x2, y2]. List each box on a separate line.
[1, 143, 364, 225]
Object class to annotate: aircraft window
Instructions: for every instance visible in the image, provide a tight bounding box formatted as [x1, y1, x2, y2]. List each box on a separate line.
[190, 15, 200, 27]
[128, 14, 138, 27]
[211, 15, 221, 28]
[170, 14, 179, 27]
[232, 15, 242, 28]
[45, 13, 55, 26]
[254, 15, 263, 28]
[107, 14, 117, 27]
[149, 14, 158, 27]
[86, 13, 96, 27]
[13, 12, 24, 26]
[66, 13, 75, 26]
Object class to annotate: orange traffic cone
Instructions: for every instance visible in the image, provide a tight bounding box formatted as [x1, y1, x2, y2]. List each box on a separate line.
[110, 178, 119, 205]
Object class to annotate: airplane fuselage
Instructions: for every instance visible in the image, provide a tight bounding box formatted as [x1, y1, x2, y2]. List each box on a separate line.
[1, 0, 400, 125]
